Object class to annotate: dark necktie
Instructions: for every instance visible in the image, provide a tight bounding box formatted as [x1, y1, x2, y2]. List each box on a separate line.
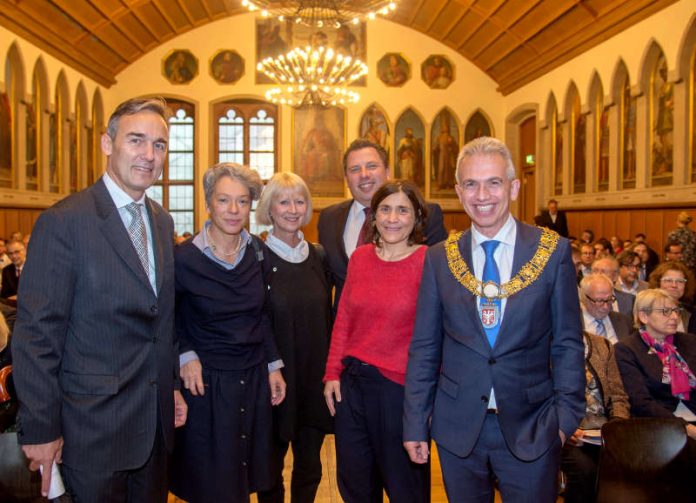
[356, 207, 372, 247]
[481, 240, 501, 347]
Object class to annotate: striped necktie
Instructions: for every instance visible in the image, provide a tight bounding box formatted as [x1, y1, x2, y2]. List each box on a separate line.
[594, 318, 606, 337]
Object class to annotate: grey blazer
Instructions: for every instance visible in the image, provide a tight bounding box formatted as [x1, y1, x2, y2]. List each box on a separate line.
[12, 179, 177, 472]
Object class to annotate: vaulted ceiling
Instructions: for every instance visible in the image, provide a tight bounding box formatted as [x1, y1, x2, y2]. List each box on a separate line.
[0, 0, 678, 94]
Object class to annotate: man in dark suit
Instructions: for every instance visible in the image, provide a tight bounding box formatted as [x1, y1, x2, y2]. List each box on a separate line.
[12, 98, 187, 501]
[318, 139, 447, 310]
[534, 198, 569, 237]
[0, 240, 26, 302]
[403, 137, 584, 502]
[579, 273, 634, 344]
[591, 256, 635, 318]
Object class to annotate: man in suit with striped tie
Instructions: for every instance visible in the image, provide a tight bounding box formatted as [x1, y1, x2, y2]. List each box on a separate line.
[12, 97, 187, 502]
[403, 136, 584, 503]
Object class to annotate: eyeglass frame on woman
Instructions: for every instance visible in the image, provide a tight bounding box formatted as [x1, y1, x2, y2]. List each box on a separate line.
[584, 294, 616, 306]
[640, 306, 683, 317]
[660, 277, 688, 285]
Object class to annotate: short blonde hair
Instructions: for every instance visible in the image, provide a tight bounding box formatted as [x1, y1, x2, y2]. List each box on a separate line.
[203, 163, 263, 206]
[256, 172, 313, 227]
[633, 288, 676, 326]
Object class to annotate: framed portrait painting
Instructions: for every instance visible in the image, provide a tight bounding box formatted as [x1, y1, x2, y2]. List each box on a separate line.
[377, 53, 410, 87]
[293, 106, 345, 197]
[210, 50, 244, 84]
[421, 55, 454, 90]
[163, 49, 198, 85]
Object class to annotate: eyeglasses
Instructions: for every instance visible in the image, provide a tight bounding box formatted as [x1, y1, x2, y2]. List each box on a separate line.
[620, 263, 639, 270]
[585, 294, 616, 306]
[641, 307, 683, 317]
[660, 278, 687, 285]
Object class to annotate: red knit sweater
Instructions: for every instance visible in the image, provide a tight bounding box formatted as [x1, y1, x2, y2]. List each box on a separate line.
[323, 244, 427, 385]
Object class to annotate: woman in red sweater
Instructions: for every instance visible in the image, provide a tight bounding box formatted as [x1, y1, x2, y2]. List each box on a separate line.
[323, 179, 431, 503]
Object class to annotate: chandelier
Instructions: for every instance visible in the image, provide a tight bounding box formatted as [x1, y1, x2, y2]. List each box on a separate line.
[257, 45, 368, 107]
[241, 0, 398, 28]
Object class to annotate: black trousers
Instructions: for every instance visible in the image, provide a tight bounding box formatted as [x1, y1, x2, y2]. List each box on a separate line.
[62, 424, 169, 503]
[257, 425, 326, 503]
[334, 359, 430, 503]
[560, 442, 600, 503]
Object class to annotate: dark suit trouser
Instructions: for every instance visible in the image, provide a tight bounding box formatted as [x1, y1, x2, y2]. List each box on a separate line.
[560, 442, 600, 503]
[62, 423, 169, 503]
[334, 359, 430, 503]
[437, 414, 560, 503]
[257, 425, 326, 503]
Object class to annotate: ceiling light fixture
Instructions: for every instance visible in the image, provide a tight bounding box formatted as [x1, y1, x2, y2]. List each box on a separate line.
[241, 0, 398, 28]
[257, 44, 368, 106]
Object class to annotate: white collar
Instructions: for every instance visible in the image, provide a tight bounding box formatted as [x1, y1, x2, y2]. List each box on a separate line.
[266, 229, 309, 263]
[471, 214, 516, 250]
[102, 172, 147, 209]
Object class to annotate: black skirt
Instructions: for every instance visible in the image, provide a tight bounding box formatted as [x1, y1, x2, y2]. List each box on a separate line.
[170, 362, 273, 503]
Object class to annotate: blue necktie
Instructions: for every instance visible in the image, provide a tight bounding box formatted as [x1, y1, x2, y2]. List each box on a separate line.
[481, 240, 501, 347]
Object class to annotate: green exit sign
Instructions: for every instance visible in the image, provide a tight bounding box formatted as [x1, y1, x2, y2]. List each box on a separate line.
[525, 154, 535, 165]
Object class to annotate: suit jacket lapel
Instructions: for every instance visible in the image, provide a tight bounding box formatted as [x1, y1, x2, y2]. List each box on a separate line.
[336, 200, 352, 266]
[498, 220, 537, 340]
[92, 179, 155, 293]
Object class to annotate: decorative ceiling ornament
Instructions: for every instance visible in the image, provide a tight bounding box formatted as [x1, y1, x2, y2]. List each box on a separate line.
[241, 0, 398, 28]
[257, 44, 368, 107]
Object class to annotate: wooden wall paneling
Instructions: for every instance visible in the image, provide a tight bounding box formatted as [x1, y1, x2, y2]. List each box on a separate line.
[644, 211, 665, 254]
[614, 212, 632, 242]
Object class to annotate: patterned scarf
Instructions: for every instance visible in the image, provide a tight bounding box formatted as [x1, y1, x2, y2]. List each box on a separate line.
[639, 328, 696, 400]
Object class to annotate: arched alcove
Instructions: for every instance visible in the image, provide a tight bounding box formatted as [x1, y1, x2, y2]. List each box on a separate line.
[430, 106, 460, 198]
[393, 107, 426, 192]
[564, 82, 585, 194]
[588, 72, 609, 192]
[53, 70, 70, 193]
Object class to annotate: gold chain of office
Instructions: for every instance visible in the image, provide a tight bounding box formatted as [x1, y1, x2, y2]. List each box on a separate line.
[445, 228, 560, 299]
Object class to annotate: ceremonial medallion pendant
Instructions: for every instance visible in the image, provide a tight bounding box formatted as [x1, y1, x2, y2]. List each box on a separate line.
[480, 300, 500, 329]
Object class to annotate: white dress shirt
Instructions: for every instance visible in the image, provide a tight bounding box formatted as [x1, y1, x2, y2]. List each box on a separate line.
[581, 306, 618, 344]
[343, 200, 368, 258]
[102, 173, 156, 294]
[471, 214, 517, 409]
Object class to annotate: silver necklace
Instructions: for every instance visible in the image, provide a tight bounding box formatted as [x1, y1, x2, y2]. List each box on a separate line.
[206, 227, 243, 257]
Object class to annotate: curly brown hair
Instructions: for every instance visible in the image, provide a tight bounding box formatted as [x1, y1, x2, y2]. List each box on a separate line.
[648, 261, 696, 304]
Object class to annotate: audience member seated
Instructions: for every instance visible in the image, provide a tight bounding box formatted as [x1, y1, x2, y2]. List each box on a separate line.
[0, 241, 25, 304]
[577, 243, 595, 283]
[594, 238, 614, 258]
[610, 236, 624, 255]
[615, 250, 649, 295]
[591, 256, 635, 318]
[561, 331, 630, 503]
[614, 289, 696, 467]
[648, 261, 695, 333]
[632, 241, 658, 282]
[580, 274, 633, 344]
[0, 239, 10, 270]
[581, 229, 594, 244]
[664, 240, 684, 263]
